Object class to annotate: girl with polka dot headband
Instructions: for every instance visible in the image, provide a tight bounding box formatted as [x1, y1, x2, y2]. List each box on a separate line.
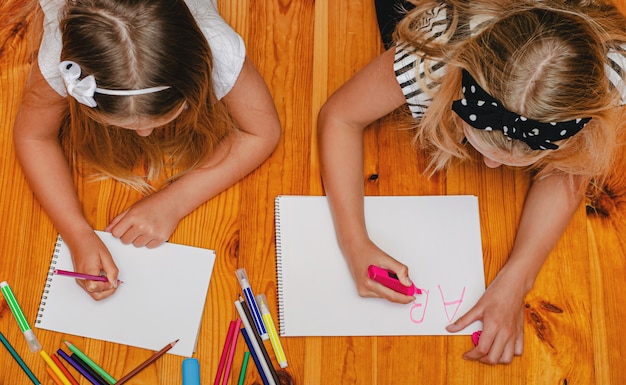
[318, 0, 626, 365]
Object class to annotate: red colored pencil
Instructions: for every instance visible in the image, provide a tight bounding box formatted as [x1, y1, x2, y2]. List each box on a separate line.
[222, 318, 242, 385]
[214, 320, 237, 385]
[50, 353, 80, 385]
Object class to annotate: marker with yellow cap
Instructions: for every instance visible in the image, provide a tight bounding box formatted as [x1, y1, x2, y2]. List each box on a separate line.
[255, 294, 287, 368]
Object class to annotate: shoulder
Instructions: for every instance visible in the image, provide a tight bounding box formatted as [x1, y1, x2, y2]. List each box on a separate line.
[607, 44, 626, 105]
[184, 0, 246, 99]
[37, 0, 67, 97]
[392, 3, 451, 119]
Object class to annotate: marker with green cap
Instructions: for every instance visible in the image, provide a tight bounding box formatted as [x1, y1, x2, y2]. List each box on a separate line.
[0, 281, 42, 352]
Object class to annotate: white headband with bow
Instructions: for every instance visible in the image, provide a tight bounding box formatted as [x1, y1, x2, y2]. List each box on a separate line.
[58, 61, 170, 107]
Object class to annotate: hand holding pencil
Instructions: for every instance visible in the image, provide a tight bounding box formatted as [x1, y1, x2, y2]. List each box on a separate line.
[53, 269, 124, 285]
[63, 232, 120, 301]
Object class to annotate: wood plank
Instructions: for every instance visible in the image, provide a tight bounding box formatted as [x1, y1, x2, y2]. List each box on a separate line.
[1, 0, 625, 384]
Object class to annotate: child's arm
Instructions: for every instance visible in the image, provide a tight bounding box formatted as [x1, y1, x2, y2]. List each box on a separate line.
[13, 63, 119, 300]
[105, 57, 281, 247]
[317, 48, 416, 303]
[446, 173, 585, 364]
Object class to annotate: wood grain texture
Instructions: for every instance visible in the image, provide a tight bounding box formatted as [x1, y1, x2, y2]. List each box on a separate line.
[1, 0, 625, 384]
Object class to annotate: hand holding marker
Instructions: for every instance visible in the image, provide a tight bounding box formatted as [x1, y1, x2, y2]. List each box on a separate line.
[367, 265, 421, 296]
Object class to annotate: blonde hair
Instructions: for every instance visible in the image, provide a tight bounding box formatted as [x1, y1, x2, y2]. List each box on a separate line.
[58, 0, 234, 193]
[395, 0, 626, 182]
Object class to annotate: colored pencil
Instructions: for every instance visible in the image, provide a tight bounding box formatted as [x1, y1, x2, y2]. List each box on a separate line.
[53, 269, 123, 284]
[64, 340, 116, 384]
[239, 298, 280, 385]
[0, 331, 40, 384]
[237, 351, 251, 385]
[51, 353, 80, 385]
[214, 321, 237, 385]
[234, 299, 274, 385]
[47, 366, 64, 385]
[40, 350, 72, 385]
[57, 349, 104, 385]
[53, 269, 108, 282]
[70, 353, 109, 385]
[239, 328, 268, 385]
[222, 318, 242, 385]
[115, 339, 179, 384]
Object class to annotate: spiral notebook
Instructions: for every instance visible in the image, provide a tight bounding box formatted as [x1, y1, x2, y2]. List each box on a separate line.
[35, 230, 216, 357]
[274, 195, 485, 337]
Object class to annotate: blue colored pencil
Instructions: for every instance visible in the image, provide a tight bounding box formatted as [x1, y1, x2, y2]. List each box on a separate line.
[240, 328, 269, 385]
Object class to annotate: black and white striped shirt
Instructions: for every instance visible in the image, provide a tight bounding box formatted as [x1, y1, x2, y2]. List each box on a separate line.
[393, 5, 626, 119]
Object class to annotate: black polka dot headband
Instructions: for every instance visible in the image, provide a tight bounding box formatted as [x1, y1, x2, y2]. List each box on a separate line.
[451, 70, 591, 150]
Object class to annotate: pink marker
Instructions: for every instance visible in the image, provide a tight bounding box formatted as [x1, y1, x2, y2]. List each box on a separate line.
[472, 331, 482, 346]
[367, 265, 421, 296]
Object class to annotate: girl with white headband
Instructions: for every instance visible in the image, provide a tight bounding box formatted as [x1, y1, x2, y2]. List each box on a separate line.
[318, 0, 626, 364]
[13, 0, 280, 300]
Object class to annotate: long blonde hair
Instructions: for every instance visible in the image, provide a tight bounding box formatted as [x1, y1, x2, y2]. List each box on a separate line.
[59, 0, 234, 193]
[395, 0, 626, 182]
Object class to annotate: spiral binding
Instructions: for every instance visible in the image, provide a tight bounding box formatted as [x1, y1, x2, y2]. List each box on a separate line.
[36, 235, 63, 324]
[274, 196, 286, 336]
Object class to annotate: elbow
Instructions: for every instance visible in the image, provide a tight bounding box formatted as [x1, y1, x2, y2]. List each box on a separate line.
[268, 120, 282, 152]
[257, 119, 281, 161]
[317, 100, 336, 145]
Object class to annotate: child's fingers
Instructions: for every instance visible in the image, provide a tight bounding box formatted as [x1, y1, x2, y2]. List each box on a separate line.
[99, 253, 120, 289]
[380, 261, 412, 286]
[106, 210, 129, 236]
[446, 305, 481, 333]
[378, 287, 415, 304]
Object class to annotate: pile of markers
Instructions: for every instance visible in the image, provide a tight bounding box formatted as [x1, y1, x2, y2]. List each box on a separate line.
[1, 280, 176, 385]
[214, 268, 288, 385]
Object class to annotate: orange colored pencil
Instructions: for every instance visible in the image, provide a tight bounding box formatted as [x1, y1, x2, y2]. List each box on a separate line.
[116, 340, 179, 384]
[46, 366, 64, 385]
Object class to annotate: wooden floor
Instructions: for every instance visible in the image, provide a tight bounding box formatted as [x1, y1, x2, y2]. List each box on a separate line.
[2, 0, 626, 384]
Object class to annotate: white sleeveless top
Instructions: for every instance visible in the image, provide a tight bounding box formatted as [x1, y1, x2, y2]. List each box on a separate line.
[38, 0, 245, 100]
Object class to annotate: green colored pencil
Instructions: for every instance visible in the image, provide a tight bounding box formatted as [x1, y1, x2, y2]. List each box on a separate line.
[63, 340, 117, 384]
[237, 351, 251, 385]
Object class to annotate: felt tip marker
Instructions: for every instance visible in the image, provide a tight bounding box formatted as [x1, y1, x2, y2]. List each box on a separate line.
[0, 281, 42, 352]
[235, 268, 268, 340]
[367, 265, 421, 296]
[255, 294, 288, 368]
[472, 331, 482, 346]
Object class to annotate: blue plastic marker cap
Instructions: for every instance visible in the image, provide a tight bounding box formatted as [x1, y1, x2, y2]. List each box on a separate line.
[182, 358, 201, 385]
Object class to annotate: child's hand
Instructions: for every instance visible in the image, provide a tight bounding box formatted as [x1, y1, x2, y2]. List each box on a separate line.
[344, 240, 415, 304]
[106, 192, 181, 248]
[69, 232, 119, 301]
[445, 271, 525, 365]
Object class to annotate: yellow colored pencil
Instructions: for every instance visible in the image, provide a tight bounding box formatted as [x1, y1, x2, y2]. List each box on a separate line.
[40, 350, 72, 385]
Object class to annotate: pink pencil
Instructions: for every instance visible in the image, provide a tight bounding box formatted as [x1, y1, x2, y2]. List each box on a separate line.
[214, 320, 237, 385]
[53, 269, 123, 284]
[222, 318, 242, 385]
